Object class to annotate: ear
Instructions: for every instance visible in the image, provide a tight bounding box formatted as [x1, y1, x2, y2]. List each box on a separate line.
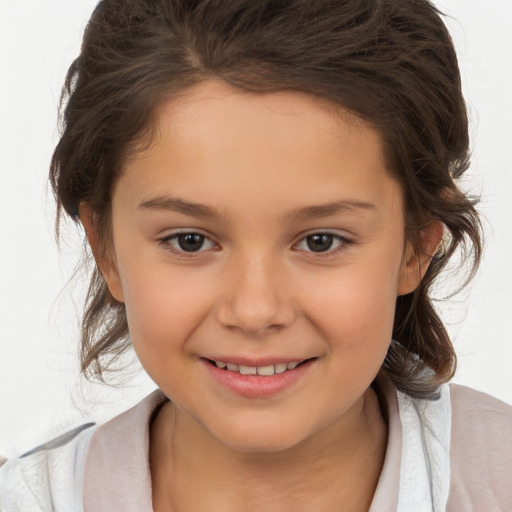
[397, 220, 445, 296]
[79, 203, 125, 303]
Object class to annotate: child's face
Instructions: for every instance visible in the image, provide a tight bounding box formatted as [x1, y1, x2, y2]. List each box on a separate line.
[96, 79, 426, 452]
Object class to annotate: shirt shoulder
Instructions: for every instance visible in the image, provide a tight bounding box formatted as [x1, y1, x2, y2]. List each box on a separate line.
[448, 383, 512, 511]
[83, 389, 167, 512]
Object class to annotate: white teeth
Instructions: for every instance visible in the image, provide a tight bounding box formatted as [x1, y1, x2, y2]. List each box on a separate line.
[213, 360, 304, 376]
[239, 365, 257, 375]
[275, 363, 288, 374]
[257, 365, 275, 376]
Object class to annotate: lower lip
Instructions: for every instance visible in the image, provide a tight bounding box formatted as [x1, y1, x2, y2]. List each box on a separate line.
[202, 359, 315, 399]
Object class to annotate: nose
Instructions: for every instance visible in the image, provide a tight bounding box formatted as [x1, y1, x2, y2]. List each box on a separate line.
[216, 254, 296, 336]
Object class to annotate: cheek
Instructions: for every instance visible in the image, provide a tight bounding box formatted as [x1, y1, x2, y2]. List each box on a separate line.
[310, 274, 397, 393]
[346, 274, 397, 336]
[302, 257, 400, 353]
[118, 263, 214, 358]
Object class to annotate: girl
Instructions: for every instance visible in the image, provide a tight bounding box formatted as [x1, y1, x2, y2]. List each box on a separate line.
[1, 0, 511, 510]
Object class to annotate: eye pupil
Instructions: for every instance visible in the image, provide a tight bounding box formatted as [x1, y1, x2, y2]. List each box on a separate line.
[178, 233, 205, 252]
[307, 234, 333, 252]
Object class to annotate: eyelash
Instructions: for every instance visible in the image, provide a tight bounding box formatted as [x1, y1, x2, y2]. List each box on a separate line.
[157, 231, 353, 257]
[294, 233, 352, 255]
[157, 230, 218, 256]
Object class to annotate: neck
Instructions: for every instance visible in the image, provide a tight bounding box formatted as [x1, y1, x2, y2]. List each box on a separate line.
[150, 387, 387, 512]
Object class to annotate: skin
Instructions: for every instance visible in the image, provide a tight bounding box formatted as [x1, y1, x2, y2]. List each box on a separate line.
[81, 79, 442, 511]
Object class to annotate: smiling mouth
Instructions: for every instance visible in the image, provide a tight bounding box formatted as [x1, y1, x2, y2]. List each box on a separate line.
[206, 359, 313, 376]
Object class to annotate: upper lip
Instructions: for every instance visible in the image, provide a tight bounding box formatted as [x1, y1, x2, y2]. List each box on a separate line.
[202, 356, 315, 366]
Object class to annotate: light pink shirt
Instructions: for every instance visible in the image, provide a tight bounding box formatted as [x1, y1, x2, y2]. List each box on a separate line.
[82, 383, 512, 511]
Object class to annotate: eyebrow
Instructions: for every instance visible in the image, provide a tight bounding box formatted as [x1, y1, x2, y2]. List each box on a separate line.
[138, 196, 222, 218]
[138, 196, 376, 220]
[288, 199, 377, 220]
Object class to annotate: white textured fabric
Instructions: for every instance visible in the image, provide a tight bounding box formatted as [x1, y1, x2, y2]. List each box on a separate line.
[0, 424, 97, 512]
[396, 384, 451, 512]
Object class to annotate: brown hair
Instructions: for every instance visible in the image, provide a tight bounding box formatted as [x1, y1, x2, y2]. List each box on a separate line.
[50, 0, 482, 398]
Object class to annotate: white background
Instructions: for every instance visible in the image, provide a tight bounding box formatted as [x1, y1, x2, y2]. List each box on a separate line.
[1, 0, 512, 457]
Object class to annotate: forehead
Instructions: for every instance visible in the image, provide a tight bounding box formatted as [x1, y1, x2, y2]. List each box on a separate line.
[118, 79, 401, 218]
[150, 79, 379, 157]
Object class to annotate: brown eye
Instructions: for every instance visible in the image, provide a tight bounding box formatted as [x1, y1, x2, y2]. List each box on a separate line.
[177, 233, 206, 252]
[161, 232, 216, 254]
[306, 234, 334, 252]
[295, 232, 351, 254]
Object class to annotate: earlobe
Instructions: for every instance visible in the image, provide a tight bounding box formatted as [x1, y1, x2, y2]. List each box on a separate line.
[79, 203, 125, 303]
[397, 220, 445, 296]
